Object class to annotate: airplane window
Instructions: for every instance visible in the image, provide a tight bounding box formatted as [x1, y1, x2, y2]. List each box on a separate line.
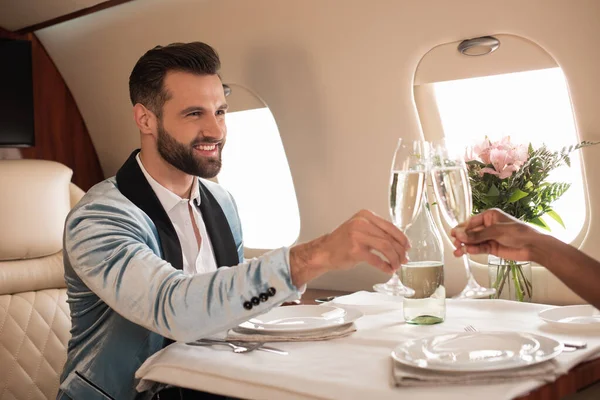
[431, 67, 584, 243]
[218, 101, 300, 249]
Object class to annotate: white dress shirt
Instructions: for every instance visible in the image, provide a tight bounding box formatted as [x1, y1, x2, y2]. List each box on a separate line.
[136, 154, 218, 275]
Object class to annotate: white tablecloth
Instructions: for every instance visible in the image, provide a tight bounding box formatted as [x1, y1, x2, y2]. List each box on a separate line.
[136, 296, 600, 400]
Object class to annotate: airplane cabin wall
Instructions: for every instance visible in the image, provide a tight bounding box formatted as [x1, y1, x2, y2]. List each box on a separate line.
[34, 0, 600, 303]
[0, 28, 104, 191]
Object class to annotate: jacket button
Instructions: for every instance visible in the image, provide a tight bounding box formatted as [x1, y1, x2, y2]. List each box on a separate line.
[243, 301, 253, 310]
[259, 293, 269, 302]
[267, 287, 276, 297]
[251, 296, 260, 306]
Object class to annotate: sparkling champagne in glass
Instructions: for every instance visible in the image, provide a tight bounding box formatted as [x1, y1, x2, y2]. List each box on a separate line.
[373, 139, 428, 297]
[430, 143, 496, 299]
[390, 171, 426, 229]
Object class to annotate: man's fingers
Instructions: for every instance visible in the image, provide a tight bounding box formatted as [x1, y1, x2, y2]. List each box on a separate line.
[355, 217, 409, 264]
[363, 251, 396, 274]
[357, 234, 406, 268]
[350, 227, 410, 269]
[357, 210, 411, 249]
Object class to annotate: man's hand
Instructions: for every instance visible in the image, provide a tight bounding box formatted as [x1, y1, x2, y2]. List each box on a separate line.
[289, 210, 410, 287]
[450, 208, 542, 262]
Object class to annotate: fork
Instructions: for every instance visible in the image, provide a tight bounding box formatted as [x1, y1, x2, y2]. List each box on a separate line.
[463, 325, 587, 351]
[188, 339, 289, 355]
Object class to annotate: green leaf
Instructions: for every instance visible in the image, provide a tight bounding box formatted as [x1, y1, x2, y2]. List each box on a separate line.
[487, 184, 500, 197]
[545, 209, 565, 228]
[481, 196, 496, 206]
[530, 217, 551, 231]
[508, 189, 529, 203]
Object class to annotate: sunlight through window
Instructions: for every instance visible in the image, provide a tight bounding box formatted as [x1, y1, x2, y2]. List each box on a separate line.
[433, 68, 585, 243]
[218, 107, 300, 249]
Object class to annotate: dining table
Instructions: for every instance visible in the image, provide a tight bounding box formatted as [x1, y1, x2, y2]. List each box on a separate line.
[135, 289, 600, 400]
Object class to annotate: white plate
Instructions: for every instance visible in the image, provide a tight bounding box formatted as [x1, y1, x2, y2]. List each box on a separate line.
[539, 305, 600, 329]
[238, 305, 347, 333]
[391, 332, 563, 372]
[236, 307, 362, 335]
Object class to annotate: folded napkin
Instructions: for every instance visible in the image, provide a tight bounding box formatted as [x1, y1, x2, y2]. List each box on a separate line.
[226, 322, 356, 342]
[391, 359, 562, 387]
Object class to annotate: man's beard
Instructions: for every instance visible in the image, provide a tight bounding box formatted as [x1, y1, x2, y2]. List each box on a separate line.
[156, 121, 223, 179]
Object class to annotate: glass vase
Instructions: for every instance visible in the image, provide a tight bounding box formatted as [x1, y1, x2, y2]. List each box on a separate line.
[488, 255, 533, 302]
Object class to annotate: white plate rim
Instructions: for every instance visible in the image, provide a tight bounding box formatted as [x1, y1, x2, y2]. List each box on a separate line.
[247, 305, 345, 329]
[331, 293, 404, 308]
[235, 307, 363, 334]
[538, 305, 600, 326]
[391, 331, 563, 372]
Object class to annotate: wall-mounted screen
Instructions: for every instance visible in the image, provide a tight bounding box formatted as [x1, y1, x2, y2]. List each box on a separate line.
[0, 39, 34, 147]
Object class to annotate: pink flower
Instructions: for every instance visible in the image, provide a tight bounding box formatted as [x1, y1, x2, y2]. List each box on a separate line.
[472, 138, 492, 164]
[511, 144, 529, 167]
[476, 137, 529, 179]
[487, 148, 519, 178]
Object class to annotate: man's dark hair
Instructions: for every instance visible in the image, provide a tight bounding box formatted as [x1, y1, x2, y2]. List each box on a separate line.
[129, 42, 221, 117]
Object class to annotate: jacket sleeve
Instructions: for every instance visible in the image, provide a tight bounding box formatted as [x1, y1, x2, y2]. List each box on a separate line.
[64, 199, 301, 342]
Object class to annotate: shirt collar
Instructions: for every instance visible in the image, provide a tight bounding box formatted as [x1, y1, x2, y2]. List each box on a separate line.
[136, 153, 201, 213]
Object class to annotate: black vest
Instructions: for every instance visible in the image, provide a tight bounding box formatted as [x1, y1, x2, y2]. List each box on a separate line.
[115, 149, 239, 271]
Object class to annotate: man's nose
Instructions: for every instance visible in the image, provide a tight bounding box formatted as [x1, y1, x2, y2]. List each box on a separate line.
[202, 115, 225, 140]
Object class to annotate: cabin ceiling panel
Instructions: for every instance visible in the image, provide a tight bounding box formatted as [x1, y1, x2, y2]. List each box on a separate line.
[0, 0, 105, 31]
[32, 0, 600, 296]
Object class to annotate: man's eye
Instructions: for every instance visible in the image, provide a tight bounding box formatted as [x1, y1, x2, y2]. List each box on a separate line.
[187, 111, 201, 117]
[216, 110, 226, 116]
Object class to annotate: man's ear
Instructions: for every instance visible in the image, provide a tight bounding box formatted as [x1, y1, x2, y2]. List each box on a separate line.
[133, 103, 158, 137]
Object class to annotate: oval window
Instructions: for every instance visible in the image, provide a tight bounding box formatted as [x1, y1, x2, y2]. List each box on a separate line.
[218, 84, 300, 250]
[414, 35, 586, 244]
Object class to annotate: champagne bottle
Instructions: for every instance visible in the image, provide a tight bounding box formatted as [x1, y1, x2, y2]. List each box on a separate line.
[400, 193, 445, 325]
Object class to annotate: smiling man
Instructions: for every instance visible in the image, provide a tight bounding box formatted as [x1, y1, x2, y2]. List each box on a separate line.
[58, 42, 410, 400]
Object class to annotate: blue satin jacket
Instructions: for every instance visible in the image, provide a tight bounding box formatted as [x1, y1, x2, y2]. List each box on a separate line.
[58, 151, 299, 400]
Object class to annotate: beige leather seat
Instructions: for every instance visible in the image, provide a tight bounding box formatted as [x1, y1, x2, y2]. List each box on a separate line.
[0, 160, 85, 400]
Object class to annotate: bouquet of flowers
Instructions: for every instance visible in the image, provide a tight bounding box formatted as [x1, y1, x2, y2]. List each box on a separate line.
[465, 136, 597, 301]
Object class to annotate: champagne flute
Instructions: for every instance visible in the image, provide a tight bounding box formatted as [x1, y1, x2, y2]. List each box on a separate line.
[430, 142, 496, 299]
[373, 139, 428, 297]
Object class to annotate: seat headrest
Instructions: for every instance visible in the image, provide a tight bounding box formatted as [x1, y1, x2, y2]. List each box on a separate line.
[0, 160, 73, 260]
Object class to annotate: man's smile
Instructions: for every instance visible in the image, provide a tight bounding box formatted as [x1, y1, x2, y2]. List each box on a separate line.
[193, 143, 220, 157]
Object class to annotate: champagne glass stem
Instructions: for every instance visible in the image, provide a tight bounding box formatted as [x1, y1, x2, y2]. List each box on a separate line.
[463, 256, 481, 288]
[456, 253, 496, 299]
[388, 274, 400, 285]
[462, 254, 475, 282]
